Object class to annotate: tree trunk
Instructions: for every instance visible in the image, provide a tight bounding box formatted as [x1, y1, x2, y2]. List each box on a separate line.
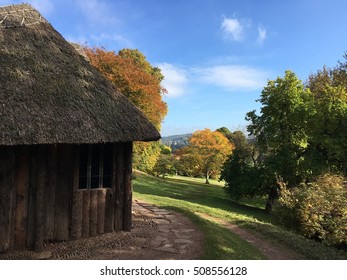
[265, 187, 279, 213]
[205, 171, 210, 184]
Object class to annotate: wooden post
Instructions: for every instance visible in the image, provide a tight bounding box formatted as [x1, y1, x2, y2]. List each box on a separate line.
[82, 191, 90, 237]
[54, 145, 72, 241]
[14, 146, 30, 249]
[114, 143, 124, 231]
[0, 147, 16, 253]
[104, 189, 114, 233]
[89, 190, 98, 236]
[71, 146, 83, 239]
[97, 189, 106, 234]
[27, 147, 36, 250]
[34, 145, 46, 252]
[123, 142, 133, 231]
[44, 145, 57, 241]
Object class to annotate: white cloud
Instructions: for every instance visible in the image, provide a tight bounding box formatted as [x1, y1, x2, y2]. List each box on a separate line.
[194, 65, 268, 91]
[157, 63, 188, 98]
[257, 25, 267, 45]
[221, 17, 245, 41]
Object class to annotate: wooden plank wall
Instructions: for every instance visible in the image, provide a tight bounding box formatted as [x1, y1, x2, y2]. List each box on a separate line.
[14, 146, 30, 249]
[44, 145, 57, 241]
[54, 145, 73, 241]
[114, 143, 124, 231]
[123, 142, 133, 231]
[0, 142, 134, 252]
[71, 143, 117, 238]
[0, 147, 16, 253]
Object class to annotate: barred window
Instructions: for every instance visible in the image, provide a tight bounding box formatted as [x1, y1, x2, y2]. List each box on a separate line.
[78, 144, 113, 189]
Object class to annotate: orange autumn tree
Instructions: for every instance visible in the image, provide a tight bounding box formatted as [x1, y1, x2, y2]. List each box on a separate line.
[85, 48, 167, 128]
[178, 129, 234, 184]
[85, 47, 168, 171]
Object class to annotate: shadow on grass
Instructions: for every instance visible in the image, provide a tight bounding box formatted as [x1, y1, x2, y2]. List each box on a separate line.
[133, 173, 269, 223]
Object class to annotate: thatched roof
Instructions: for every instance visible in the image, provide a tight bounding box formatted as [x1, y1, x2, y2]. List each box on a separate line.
[0, 4, 160, 146]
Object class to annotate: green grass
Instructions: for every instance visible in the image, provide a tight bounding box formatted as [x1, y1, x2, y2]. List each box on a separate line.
[133, 172, 347, 260]
[133, 172, 266, 259]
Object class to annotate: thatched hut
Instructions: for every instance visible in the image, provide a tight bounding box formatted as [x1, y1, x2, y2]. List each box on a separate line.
[0, 4, 160, 253]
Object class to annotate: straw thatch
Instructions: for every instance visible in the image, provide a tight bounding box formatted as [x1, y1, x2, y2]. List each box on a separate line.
[0, 4, 160, 146]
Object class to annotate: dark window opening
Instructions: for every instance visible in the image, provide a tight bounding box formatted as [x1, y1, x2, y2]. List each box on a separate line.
[78, 144, 113, 190]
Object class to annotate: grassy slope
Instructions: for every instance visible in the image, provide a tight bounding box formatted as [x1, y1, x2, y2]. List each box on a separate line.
[133, 172, 347, 260]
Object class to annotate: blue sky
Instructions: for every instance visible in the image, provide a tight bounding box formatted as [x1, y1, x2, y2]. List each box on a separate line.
[2, 0, 347, 136]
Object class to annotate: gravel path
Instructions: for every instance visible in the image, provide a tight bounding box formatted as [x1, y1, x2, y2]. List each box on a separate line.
[196, 212, 304, 260]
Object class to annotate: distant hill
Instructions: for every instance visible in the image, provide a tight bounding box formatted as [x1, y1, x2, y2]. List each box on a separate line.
[161, 133, 192, 152]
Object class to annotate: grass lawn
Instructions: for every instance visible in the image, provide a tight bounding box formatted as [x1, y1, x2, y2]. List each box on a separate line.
[133, 172, 347, 260]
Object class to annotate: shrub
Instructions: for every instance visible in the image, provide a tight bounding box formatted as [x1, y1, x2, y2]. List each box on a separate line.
[273, 173, 347, 248]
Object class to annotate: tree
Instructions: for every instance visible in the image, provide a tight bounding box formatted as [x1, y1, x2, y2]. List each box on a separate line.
[177, 129, 233, 184]
[245, 71, 313, 211]
[223, 55, 347, 217]
[85, 48, 168, 172]
[307, 64, 347, 176]
[216, 127, 232, 141]
[152, 144, 176, 178]
[85, 48, 168, 129]
[221, 130, 265, 200]
[132, 142, 161, 173]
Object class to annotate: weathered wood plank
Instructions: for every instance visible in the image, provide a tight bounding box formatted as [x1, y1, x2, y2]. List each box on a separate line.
[27, 147, 36, 250]
[82, 190, 90, 237]
[114, 143, 124, 231]
[54, 145, 72, 241]
[33, 145, 46, 252]
[89, 190, 98, 237]
[71, 146, 83, 239]
[104, 189, 114, 233]
[14, 146, 30, 249]
[0, 147, 16, 253]
[71, 191, 83, 239]
[44, 145, 57, 241]
[123, 142, 133, 231]
[97, 189, 106, 234]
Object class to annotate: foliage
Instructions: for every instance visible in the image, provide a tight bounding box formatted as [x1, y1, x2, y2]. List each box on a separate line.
[177, 129, 233, 184]
[85, 48, 168, 129]
[133, 172, 347, 259]
[222, 150, 265, 200]
[306, 65, 347, 175]
[152, 154, 175, 178]
[221, 130, 265, 200]
[85, 47, 168, 172]
[246, 70, 312, 187]
[223, 57, 347, 214]
[175, 146, 202, 177]
[132, 141, 161, 173]
[216, 127, 232, 141]
[152, 144, 176, 178]
[274, 174, 347, 248]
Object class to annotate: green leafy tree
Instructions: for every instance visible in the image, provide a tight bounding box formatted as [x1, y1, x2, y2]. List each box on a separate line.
[153, 154, 176, 178]
[216, 127, 233, 141]
[307, 64, 347, 176]
[221, 130, 266, 200]
[152, 144, 176, 178]
[245, 71, 313, 211]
